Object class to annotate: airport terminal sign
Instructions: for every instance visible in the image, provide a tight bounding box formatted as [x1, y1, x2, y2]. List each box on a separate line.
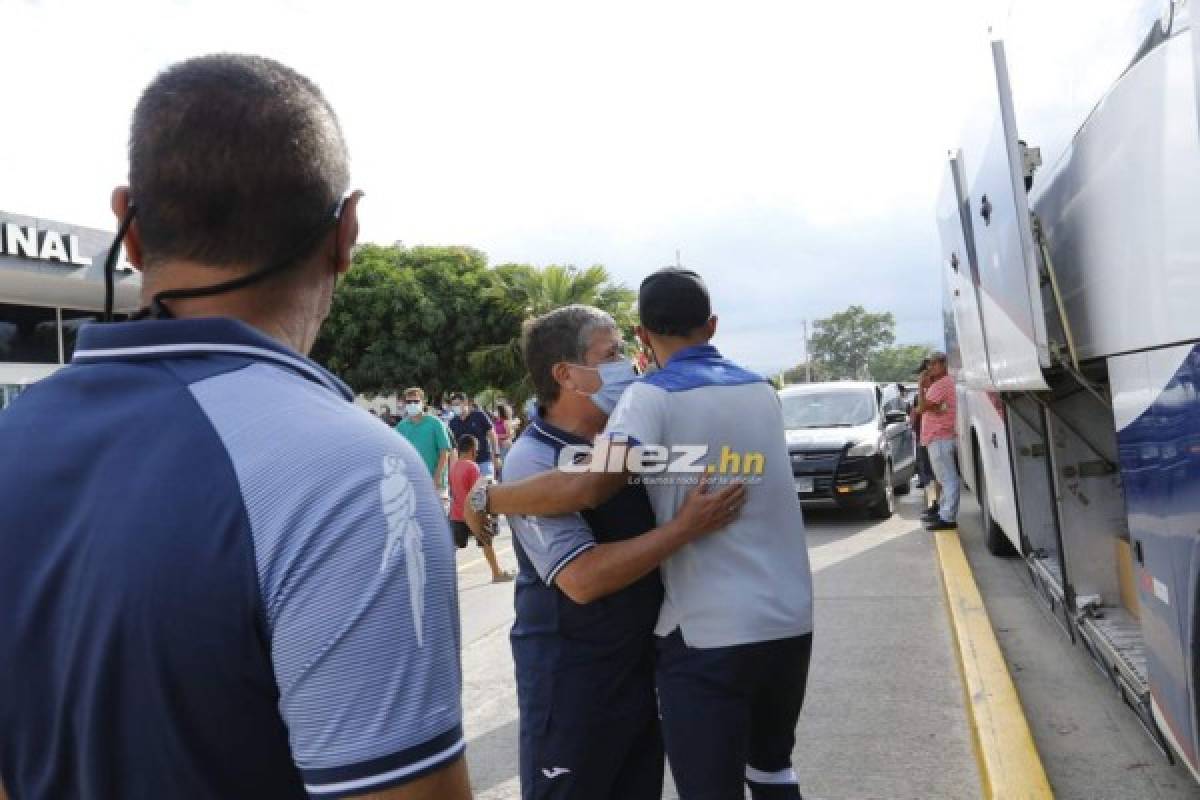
[0, 219, 93, 267]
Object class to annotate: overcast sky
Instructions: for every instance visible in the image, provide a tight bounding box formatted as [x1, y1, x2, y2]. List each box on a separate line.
[0, 0, 1017, 374]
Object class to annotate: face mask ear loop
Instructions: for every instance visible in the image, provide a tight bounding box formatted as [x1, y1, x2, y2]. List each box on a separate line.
[103, 205, 138, 323]
[144, 199, 343, 320]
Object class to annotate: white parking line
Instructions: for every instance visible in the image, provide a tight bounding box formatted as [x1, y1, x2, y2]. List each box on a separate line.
[808, 521, 917, 574]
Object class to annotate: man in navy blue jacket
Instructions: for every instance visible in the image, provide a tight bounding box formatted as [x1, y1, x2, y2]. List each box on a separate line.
[0, 54, 468, 799]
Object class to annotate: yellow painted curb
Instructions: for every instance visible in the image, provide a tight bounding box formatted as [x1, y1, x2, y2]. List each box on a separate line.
[935, 530, 1054, 800]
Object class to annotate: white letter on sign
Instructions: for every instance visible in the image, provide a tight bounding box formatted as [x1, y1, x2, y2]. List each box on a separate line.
[68, 235, 92, 267]
[5, 224, 38, 258]
[39, 231, 70, 263]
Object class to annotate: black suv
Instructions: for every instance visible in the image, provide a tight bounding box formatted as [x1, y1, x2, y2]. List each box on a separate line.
[779, 382, 917, 519]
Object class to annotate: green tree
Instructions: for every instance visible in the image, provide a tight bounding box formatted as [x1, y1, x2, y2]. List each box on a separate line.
[868, 344, 932, 383]
[780, 360, 829, 385]
[311, 244, 521, 400]
[469, 264, 636, 407]
[809, 305, 895, 379]
[312, 252, 635, 410]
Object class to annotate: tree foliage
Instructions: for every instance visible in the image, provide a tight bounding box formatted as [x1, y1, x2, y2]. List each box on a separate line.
[470, 264, 636, 406]
[311, 247, 635, 408]
[780, 360, 828, 385]
[311, 244, 521, 400]
[868, 344, 932, 383]
[808, 305, 896, 380]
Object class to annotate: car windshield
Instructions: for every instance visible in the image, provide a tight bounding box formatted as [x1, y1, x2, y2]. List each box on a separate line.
[781, 389, 877, 429]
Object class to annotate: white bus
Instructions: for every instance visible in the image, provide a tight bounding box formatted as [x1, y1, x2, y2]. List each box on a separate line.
[938, 1, 1200, 781]
[0, 210, 140, 409]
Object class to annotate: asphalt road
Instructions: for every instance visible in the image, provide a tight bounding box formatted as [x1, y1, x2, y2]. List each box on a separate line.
[455, 487, 1200, 799]
[456, 490, 977, 800]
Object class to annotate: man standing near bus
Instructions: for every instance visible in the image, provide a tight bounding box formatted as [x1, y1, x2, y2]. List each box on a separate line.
[468, 270, 814, 800]
[918, 351, 959, 531]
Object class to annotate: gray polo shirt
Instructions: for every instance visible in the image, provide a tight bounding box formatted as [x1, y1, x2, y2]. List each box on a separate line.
[604, 344, 813, 648]
[503, 429, 596, 586]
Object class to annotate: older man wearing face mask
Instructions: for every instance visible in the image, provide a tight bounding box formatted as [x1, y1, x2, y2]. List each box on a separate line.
[473, 304, 744, 800]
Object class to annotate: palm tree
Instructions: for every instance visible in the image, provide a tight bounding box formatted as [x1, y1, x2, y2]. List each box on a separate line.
[470, 264, 636, 411]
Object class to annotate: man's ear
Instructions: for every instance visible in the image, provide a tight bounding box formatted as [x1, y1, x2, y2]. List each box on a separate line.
[551, 361, 576, 394]
[704, 315, 718, 339]
[333, 190, 364, 275]
[110, 186, 144, 271]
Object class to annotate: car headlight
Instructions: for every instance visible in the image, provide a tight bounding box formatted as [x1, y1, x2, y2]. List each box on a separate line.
[846, 439, 880, 457]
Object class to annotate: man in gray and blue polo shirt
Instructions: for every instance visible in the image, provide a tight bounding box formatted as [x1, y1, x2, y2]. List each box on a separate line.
[473, 269, 814, 800]
[0, 55, 467, 800]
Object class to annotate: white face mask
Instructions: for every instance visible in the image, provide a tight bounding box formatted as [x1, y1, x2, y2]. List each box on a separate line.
[452, 404, 465, 416]
[405, 402, 423, 415]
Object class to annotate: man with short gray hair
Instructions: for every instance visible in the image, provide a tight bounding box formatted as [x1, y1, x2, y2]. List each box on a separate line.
[485, 304, 743, 800]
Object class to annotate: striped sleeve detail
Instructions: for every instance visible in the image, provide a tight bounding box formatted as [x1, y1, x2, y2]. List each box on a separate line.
[302, 725, 465, 797]
[545, 541, 596, 586]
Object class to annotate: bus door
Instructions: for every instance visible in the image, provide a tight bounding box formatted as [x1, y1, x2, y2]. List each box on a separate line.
[938, 152, 992, 392]
[958, 39, 1051, 391]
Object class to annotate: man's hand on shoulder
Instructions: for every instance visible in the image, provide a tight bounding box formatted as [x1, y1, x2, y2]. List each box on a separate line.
[670, 474, 747, 543]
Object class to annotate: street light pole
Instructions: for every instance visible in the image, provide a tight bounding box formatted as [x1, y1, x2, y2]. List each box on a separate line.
[803, 319, 811, 383]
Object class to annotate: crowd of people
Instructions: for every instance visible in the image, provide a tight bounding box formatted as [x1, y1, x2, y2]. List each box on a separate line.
[389, 388, 516, 583]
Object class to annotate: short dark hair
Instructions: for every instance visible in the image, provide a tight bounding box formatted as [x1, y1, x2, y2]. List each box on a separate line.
[129, 54, 350, 269]
[456, 434, 478, 454]
[522, 305, 617, 407]
[638, 268, 712, 336]
[449, 392, 467, 404]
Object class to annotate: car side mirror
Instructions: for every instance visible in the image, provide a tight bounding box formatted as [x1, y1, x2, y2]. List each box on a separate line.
[884, 410, 908, 425]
